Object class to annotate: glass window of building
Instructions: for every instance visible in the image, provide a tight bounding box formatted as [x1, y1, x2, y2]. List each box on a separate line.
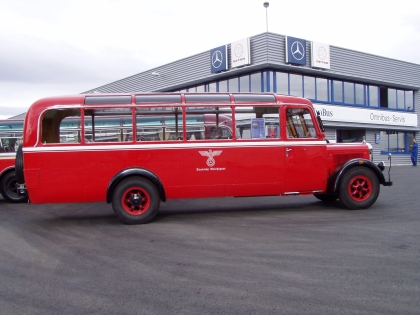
[380, 87, 388, 108]
[183, 73, 413, 111]
[239, 75, 249, 92]
[380, 131, 410, 153]
[397, 90, 405, 109]
[276, 72, 288, 95]
[344, 82, 355, 104]
[369, 86, 378, 107]
[316, 78, 328, 101]
[289, 74, 303, 97]
[337, 129, 366, 143]
[355, 84, 365, 105]
[250, 73, 262, 92]
[406, 91, 414, 110]
[388, 89, 397, 109]
[208, 82, 216, 92]
[228, 78, 239, 92]
[219, 80, 228, 93]
[303, 76, 315, 99]
[333, 80, 343, 103]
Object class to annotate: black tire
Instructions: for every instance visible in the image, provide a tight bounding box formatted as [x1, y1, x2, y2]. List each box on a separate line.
[112, 176, 160, 224]
[0, 171, 28, 203]
[313, 193, 338, 202]
[15, 145, 25, 184]
[339, 167, 380, 210]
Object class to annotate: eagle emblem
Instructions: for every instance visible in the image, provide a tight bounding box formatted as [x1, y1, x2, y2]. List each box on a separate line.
[199, 149, 222, 167]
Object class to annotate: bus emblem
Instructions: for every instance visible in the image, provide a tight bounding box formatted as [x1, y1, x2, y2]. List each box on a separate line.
[199, 149, 222, 167]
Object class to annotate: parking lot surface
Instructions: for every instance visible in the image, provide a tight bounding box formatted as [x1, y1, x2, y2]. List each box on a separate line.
[1, 166, 419, 314]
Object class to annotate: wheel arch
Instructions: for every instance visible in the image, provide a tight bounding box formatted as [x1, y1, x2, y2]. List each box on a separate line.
[332, 159, 386, 194]
[0, 166, 15, 178]
[106, 168, 166, 204]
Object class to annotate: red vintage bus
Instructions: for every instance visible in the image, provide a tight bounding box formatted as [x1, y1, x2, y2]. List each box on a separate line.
[16, 93, 392, 224]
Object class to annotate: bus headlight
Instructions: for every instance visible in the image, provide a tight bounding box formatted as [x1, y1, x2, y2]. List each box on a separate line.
[377, 161, 385, 171]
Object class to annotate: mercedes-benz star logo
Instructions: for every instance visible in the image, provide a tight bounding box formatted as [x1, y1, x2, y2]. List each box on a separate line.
[212, 50, 223, 68]
[291, 41, 305, 60]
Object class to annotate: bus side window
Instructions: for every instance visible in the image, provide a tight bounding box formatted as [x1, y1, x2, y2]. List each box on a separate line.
[41, 109, 81, 144]
[136, 107, 183, 142]
[286, 108, 318, 139]
[235, 106, 280, 140]
[186, 106, 234, 141]
[84, 108, 133, 143]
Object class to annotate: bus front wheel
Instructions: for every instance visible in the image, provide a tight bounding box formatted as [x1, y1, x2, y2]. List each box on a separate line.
[339, 167, 380, 210]
[112, 176, 160, 224]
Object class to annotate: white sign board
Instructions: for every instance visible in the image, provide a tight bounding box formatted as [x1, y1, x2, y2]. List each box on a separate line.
[311, 42, 330, 69]
[313, 104, 417, 127]
[231, 38, 251, 68]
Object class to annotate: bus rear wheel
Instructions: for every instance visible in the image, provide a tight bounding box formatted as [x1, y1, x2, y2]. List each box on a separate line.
[112, 176, 160, 224]
[0, 171, 28, 203]
[339, 167, 379, 210]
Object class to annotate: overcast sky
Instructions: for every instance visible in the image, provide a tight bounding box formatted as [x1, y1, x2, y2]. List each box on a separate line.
[1, 0, 420, 119]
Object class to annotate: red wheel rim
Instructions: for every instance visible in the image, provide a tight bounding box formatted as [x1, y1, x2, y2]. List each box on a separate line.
[347, 175, 372, 202]
[121, 187, 151, 216]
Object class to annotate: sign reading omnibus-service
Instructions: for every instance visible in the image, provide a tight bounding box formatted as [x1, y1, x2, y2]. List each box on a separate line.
[16, 93, 392, 224]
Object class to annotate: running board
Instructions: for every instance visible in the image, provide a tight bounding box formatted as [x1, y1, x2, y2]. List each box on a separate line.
[284, 190, 324, 196]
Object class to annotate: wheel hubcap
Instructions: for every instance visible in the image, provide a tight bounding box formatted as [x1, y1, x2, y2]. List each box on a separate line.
[130, 193, 142, 207]
[348, 175, 372, 202]
[121, 187, 150, 215]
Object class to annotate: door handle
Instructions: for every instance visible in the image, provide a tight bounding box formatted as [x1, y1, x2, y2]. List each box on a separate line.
[286, 148, 292, 157]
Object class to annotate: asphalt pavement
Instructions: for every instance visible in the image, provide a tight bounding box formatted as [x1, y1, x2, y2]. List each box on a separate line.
[0, 165, 419, 314]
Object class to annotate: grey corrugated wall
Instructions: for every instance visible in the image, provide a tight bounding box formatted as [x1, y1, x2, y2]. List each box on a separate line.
[83, 31, 420, 93]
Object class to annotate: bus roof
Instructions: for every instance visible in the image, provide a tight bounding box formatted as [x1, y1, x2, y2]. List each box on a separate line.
[26, 93, 312, 114]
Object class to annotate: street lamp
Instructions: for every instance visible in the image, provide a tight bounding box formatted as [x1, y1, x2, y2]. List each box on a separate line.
[263, 2, 269, 32]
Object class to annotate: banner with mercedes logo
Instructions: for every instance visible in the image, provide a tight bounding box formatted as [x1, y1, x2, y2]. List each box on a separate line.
[210, 45, 228, 73]
[285, 36, 307, 66]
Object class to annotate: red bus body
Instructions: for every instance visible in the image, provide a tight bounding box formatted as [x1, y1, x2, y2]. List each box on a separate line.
[17, 93, 392, 224]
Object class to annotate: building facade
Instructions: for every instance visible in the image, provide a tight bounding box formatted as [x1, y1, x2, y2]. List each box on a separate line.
[84, 32, 420, 165]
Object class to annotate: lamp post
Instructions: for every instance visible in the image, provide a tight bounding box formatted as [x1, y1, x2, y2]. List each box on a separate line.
[263, 2, 269, 32]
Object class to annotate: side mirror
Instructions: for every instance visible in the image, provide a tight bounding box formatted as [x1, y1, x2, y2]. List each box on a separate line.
[316, 111, 325, 132]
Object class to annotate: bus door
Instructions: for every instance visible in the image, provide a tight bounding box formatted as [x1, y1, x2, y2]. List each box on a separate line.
[228, 107, 285, 197]
[284, 107, 327, 193]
